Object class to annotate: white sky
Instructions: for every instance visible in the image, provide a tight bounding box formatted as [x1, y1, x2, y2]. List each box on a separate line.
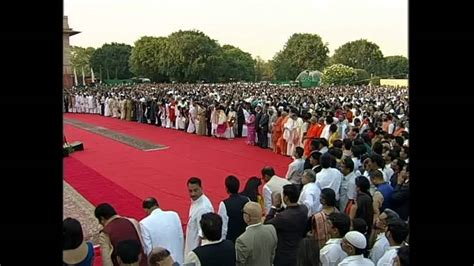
[65, 0, 407, 61]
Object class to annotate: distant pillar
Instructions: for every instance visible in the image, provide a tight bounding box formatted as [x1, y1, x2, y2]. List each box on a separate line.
[63, 16, 80, 89]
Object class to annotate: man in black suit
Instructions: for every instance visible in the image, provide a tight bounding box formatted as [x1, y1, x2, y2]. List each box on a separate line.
[265, 184, 309, 266]
[236, 103, 245, 137]
[258, 109, 270, 148]
[255, 105, 263, 146]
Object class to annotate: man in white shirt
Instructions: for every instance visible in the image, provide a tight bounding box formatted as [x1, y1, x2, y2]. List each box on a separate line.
[286, 147, 305, 185]
[139, 197, 184, 265]
[316, 153, 343, 201]
[339, 157, 358, 212]
[339, 231, 375, 265]
[185, 177, 214, 255]
[377, 220, 408, 266]
[298, 169, 322, 217]
[320, 212, 351, 266]
[369, 209, 400, 265]
[262, 166, 291, 215]
[320, 116, 334, 141]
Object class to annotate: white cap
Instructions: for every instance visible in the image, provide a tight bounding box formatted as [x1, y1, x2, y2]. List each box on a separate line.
[345, 231, 367, 249]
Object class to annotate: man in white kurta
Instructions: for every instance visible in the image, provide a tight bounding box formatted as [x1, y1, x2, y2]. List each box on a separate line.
[184, 178, 214, 256]
[140, 197, 184, 265]
[298, 169, 322, 217]
[187, 103, 197, 133]
[283, 114, 297, 156]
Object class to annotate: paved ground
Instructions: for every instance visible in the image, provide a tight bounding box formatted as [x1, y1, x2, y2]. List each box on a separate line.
[64, 118, 168, 151]
[63, 181, 101, 245]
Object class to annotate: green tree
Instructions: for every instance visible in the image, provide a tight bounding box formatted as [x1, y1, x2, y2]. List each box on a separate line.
[167, 30, 223, 82]
[129, 36, 171, 82]
[332, 39, 384, 75]
[353, 69, 370, 85]
[255, 56, 274, 81]
[322, 64, 357, 85]
[90, 43, 133, 80]
[272, 33, 329, 80]
[383, 55, 408, 78]
[220, 45, 255, 82]
[70, 46, 95, 74]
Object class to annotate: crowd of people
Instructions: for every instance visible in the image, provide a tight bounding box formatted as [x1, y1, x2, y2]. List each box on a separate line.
[63, 83, 410, 266]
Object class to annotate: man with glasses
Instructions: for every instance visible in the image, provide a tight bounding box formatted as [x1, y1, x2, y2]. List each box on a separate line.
[339, 231, 375, 265]
[235, 202, 277, 266]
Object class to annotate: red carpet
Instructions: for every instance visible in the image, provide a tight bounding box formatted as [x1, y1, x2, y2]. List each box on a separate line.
[64, 113, 292, 228]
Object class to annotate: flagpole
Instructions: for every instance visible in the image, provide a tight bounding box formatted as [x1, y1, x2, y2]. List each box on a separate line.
[73, 67, 78, 87]
[91, 67, 95, 84]
[82, 66, 86, 87]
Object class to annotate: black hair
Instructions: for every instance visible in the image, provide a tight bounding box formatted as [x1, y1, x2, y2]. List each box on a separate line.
[296, 236, 320, 266]
[355, 176, 371, 195]
[326, 116, 334, 124]
[320, 188, 337, 207]
[94, 203, 117, 221]
[240, 176, 262, 202]
[116, 240, 141, 264]
[353, 138, 365, 146]
[63, 218, 84, 250]
[283, 184, 300, 203]
[333, 139, 343, 149]
[354, 247, 365, 256]
[370, 154, 385, 168]
[225, 175, 240, 194]
[295, 147, 304, 158]
[394, 158, 406, 171]
[311, 139, 321, 150]
[187, 177, 202, 187]
[351, 145, 365, 158]
[320, 153, 332, 168]
[200, 212, 223, 241]
[352, 218, 368, 235]
[394, 136, 404, 147]
[327, 212, 351, 237]
[329, 124, 338, 133]
[387, 150, 399, 162]
[261, 166, 275, 177]
[342, 157, 355, 172]
[343, 138, 353, 150]
[328, 147, 343, 160]
[387, 220, 409, 244]
[142, 197, 159, 209]
[310, 151, 322, 162]
[319, 138, 329, 147]
[372, 142, 383, 155]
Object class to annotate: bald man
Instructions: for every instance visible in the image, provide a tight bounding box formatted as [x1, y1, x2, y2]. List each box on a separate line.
[148, 247, 177, 266]
[235, 202, 277, 266]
